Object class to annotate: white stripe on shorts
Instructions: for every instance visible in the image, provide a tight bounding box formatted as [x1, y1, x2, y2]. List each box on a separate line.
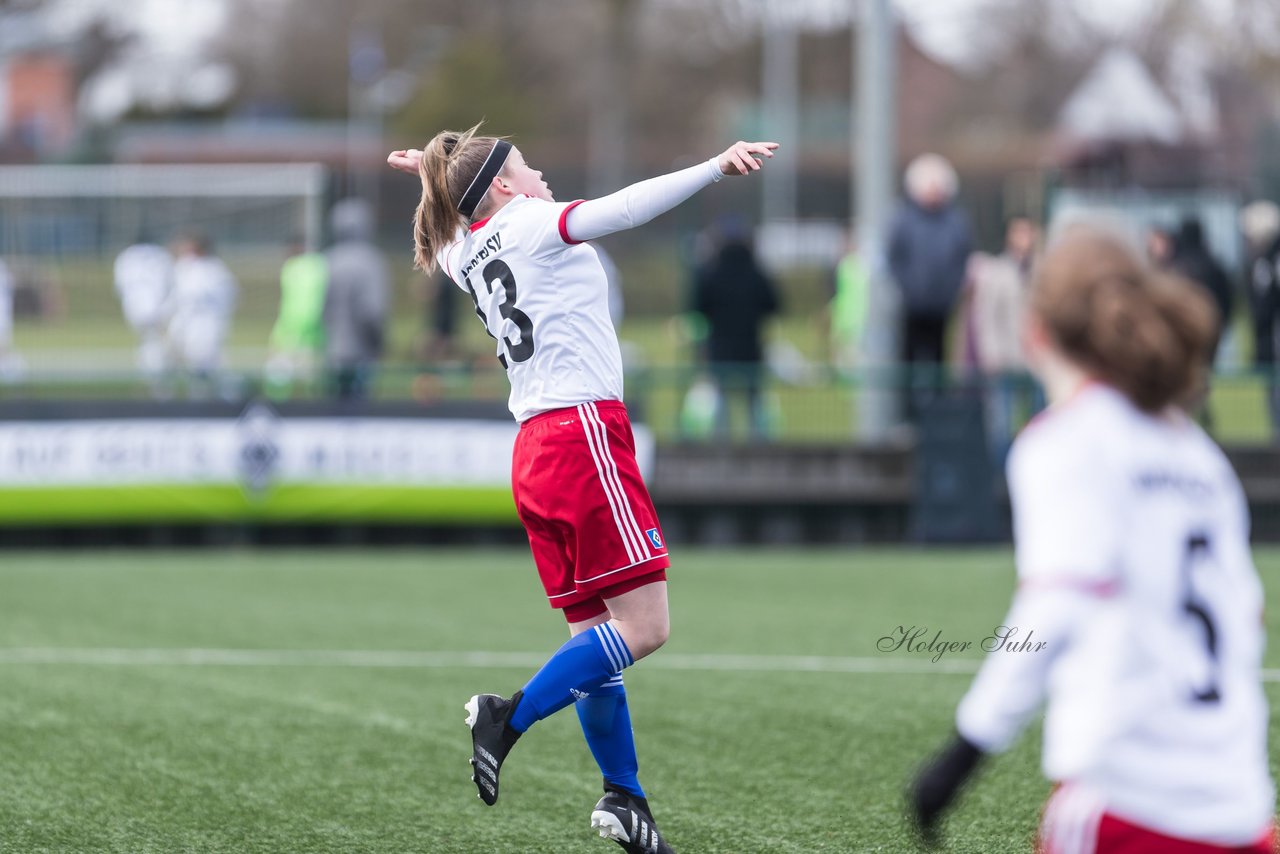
[578, 403, 648, 563]
[577, 404, 637, 564]
[585, 402, 650, 559]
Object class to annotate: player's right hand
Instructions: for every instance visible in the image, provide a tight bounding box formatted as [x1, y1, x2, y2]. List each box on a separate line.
[716, 141, 779, 176]
[387, 149, 423, 175]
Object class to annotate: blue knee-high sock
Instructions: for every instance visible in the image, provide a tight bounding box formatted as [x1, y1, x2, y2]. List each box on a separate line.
[509, 621, 633, 733]
[576, 676, 645, 799]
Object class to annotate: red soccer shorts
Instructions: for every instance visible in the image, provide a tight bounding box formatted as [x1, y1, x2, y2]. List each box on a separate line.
[1039, 785, 1275, 854]
[512, 400, 670, 621]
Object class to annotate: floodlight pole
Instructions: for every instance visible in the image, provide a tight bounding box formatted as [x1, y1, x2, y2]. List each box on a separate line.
[855, 0, 901, 441]
[348, 21, 385, 211]
[761, 8, 799, 225]
[588, 0, 633, 196]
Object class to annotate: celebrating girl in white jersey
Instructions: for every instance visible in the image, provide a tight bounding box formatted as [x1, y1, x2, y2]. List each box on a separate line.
[388, 126, 776, 854]
[910, 226, 1275, 853]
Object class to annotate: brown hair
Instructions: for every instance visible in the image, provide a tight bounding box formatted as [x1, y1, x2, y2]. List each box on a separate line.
[412, 123, 508, 272]
[1032, 226, 1217, 413]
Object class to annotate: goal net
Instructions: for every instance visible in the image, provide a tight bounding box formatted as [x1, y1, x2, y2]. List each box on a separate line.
[0, 163, 327, 374]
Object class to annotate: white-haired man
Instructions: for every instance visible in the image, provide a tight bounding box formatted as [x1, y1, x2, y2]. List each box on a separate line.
[887, 153, 973, 421]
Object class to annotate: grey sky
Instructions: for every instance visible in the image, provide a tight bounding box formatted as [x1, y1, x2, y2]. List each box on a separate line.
[58, 0, 1170, 65]
[47, 0, 1242, 120]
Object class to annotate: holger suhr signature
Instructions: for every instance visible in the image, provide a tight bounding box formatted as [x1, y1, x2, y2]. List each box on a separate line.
[877, 625, 1048, 663]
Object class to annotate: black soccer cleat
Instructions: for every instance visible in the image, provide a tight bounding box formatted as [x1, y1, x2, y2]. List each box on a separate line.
[463, 691, 522, 806]
[589, 786, 677, 854]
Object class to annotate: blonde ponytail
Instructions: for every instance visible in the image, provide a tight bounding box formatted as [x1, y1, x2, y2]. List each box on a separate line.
[411, 123, 508, 272]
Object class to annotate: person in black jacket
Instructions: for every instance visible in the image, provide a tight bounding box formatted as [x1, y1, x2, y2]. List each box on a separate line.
[1169, 216, 1233, 360]
[1241, 201, 1280, 438]
[888, 154, 973, 421]
[693, 228, 780, 439]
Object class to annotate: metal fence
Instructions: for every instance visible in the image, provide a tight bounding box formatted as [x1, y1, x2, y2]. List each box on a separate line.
[0, 361, 1273, 447]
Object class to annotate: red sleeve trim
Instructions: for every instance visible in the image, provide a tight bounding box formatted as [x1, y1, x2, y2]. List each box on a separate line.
[558, 199, 587, 245]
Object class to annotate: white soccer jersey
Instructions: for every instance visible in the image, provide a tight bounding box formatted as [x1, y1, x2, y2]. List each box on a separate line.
[114, 243, 174, 330]
[437, 195, 624, 422]
[956, 384, 1274, 844]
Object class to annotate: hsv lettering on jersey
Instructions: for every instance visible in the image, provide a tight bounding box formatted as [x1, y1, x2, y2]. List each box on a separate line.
[1133, 470, 1213, 498]
[459, 233, 503, 279]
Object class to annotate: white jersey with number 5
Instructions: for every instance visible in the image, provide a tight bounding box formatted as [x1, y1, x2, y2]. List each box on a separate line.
[437, 195, 621, 422]
[956, 384, 1273, 845]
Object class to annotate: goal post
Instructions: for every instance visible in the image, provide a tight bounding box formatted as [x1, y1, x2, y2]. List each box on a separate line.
[0, 162, 329, 371]
[0, 162, 328, 254]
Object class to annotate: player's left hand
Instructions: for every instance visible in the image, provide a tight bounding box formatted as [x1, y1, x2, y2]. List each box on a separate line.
[908, 733, 985, 848]
[716, 141, 779, 176]
[387, 149, 423, 175]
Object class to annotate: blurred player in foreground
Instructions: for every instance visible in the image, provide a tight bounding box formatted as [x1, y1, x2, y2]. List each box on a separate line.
[389, 126, 777, 854]
[909, 225, 1275, 852]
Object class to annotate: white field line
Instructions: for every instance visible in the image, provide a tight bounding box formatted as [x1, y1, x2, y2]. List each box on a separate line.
[0, 647, 980, 674]
[3, 647, 1280, 683]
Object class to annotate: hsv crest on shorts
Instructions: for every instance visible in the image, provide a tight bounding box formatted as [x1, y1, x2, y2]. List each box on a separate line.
[645, 528, 664, 550]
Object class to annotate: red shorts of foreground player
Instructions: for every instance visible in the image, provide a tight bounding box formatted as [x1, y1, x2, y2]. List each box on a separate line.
[512, 400, 670, 622]
[1039, 785, 1275, 854]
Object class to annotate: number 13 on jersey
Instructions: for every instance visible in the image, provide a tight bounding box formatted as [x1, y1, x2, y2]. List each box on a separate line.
[466, 258, 536, 368]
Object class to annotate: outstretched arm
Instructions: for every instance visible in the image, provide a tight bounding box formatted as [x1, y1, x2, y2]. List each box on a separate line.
[564, 141, 778, 242]
[387, 141, 776, 180]
[386, 141, 779, 243]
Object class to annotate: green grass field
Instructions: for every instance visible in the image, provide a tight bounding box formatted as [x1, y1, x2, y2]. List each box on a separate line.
[3, 548, 1279, 853]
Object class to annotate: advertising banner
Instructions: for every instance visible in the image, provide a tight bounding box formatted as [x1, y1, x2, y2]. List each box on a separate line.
[0, 402, 655, 525]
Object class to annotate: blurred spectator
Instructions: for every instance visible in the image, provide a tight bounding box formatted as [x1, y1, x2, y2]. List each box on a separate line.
[113, 233, 173, 384]
[829, 228, 869, 379]
[1240, 200, 1280, 438]
[0, 257, 23, 381]
[949, 254, 982, 378]
[323, 198, 389, 400]
[693, 225, 780, 440]
[420, 270, 459, 362]
[971, 217, 1039, 464]
[888, 154, 973, 420]
[265, 238, 327, 399]
[1145, 224, 1176, 270]
[1169, 217, 1233, 361]
[167, 233, 238, 399]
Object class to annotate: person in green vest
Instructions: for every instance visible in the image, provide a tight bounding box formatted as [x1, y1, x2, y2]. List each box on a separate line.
[265, 238, 327, 399]
[830, 230, 870, 380]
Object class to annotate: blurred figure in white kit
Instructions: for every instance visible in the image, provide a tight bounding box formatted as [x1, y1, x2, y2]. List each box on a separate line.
[167, 233, 238, 399]
[113, 235, 173, 387]
[0, 257, 24, 381]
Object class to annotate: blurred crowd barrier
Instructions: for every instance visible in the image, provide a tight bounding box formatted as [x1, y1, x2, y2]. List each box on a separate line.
[0, 361, 1273, 444]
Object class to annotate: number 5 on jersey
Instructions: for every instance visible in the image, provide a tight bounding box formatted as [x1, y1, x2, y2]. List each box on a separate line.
[466, 259, 536, 368]
[1181, 533, 1221, 704]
